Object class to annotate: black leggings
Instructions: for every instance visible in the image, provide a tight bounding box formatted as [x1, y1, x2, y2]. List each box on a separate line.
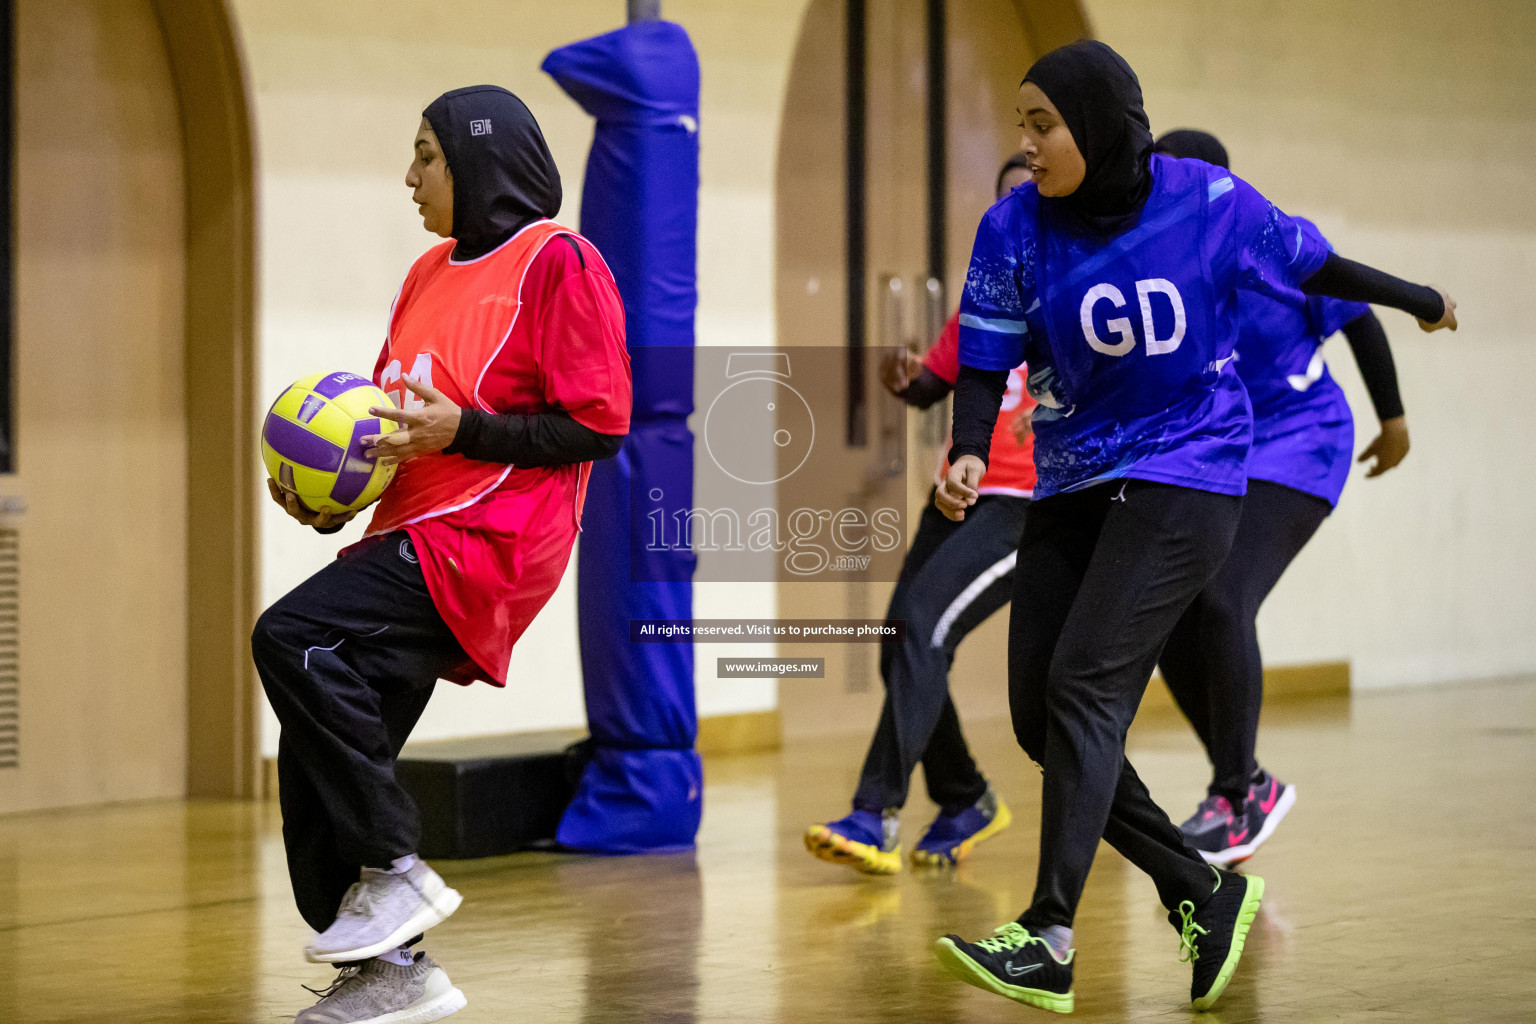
[253, 533, 468, 933]
[1158, 478, 1332, 807]
[1010, 480, 1241, 929]
[853, 494, 1028, 815]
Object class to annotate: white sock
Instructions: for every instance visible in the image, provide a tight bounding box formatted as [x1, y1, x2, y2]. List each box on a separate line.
[389, 854, 419, 874]
[375, 944, 417, 967]
[1036, 924, 1073, 962]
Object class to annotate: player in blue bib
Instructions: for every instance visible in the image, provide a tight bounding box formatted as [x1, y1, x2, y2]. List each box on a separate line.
[929, 41, 1456, 1015]
[1151, 130, 1412, 869]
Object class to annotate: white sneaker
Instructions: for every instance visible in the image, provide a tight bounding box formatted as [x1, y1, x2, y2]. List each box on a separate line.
[296, 954, 466, 1024]
[306, 862, 463, 964]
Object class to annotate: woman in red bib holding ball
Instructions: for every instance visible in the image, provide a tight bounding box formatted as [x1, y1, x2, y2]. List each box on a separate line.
[254, 85, 630, 1024]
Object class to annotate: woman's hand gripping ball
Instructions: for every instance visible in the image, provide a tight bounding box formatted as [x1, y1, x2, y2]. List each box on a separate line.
[267, 478, 357, 529]
[936, 454, 986, 522]
[364, 376, 463, 466]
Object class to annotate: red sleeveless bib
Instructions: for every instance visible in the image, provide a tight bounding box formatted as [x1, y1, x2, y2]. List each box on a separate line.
[366, 220, 572, 537]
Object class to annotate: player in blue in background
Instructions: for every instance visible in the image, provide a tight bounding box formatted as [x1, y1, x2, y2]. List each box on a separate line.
[1152, 129, 1412, 868]
[929, 41, 1456, 1015]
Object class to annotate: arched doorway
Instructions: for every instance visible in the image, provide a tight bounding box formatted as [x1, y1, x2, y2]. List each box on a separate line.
[153, 0, 261, 800]
[0, 0, 256, 813]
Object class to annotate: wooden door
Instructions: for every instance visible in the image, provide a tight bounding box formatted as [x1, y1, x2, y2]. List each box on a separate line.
[0, 0, 189, 813]
[774, 0, 1061, 740]
[773, 0, 925, 740]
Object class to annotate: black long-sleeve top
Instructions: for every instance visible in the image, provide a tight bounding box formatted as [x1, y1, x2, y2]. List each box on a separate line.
[445, 407, 626, 465]
[1339, 310, 1403, 421]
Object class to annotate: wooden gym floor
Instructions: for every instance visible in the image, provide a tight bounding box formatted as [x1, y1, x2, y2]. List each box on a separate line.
[1, 675, 1533, 1023]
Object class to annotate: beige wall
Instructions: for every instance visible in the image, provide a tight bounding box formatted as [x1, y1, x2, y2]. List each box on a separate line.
[1081, 0, 1536, 687]
[0, 0, 189, 813]
[229, 1, 812, 754]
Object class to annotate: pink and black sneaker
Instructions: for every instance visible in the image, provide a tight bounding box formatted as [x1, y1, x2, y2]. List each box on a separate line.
[1233, 770, 1296, 864]
[1179, 794, 1239, 864]
[1179, 771, 1297, 867]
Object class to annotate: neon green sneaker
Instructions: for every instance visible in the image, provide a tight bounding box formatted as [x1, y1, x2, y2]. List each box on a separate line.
[1172, 868, 1265, 1010]
[934, 922, 1075, 1014]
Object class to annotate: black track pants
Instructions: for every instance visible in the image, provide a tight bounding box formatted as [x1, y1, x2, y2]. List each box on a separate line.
[853, 495, 1028, 815]
[1009, 481, 1240, 929]
[1158, 478, 1332, 807]
[252, 532, 469, 933]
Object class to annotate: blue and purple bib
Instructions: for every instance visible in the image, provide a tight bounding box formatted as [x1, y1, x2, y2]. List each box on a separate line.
[957, 154, 1331, 499]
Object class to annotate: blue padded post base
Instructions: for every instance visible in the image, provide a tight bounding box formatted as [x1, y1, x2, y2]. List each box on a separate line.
[556, 746, 700, 854]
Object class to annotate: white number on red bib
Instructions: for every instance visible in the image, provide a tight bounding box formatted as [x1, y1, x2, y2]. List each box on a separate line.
[380, 352, 435, 410]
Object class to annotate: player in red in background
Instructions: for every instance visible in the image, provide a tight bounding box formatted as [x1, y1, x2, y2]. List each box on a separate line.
[804, 155, 1036, 875]
[254, 85, 630, 1024]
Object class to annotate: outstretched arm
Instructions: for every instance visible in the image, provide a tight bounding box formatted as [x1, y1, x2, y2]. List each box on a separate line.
[1302, 253, 1456, 332]
[895, 367, 954, 410]
[1227, 179, 1455, 332]
[880, 345, 954, 409]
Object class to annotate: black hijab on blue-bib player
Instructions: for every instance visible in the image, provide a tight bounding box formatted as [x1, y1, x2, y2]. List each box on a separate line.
[1023, 39, 1155, 234]
[423, 85, 563, 261]
[1154, 128, 1231, 171]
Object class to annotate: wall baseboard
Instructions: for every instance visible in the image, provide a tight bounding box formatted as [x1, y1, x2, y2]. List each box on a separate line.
[697, 709, 783, 757]
[1140, 660, 1350, 719]
[258, 709, 788, 798]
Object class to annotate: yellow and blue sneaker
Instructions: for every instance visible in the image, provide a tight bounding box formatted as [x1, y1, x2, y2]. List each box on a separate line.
[804, 809, 901, 875]
[934, 922, 1075, 1014]
[1173, 867, 1265, 1011]
[911, 786, 1011, 867]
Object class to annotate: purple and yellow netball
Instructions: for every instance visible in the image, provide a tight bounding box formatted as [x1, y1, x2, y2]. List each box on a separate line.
[261, 371, 399, 514]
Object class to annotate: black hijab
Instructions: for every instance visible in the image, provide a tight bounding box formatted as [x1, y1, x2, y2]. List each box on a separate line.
[1153, 129, 1230, 170]
[1023, 40, 1153, 234]
[423, 85, 562, 261]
